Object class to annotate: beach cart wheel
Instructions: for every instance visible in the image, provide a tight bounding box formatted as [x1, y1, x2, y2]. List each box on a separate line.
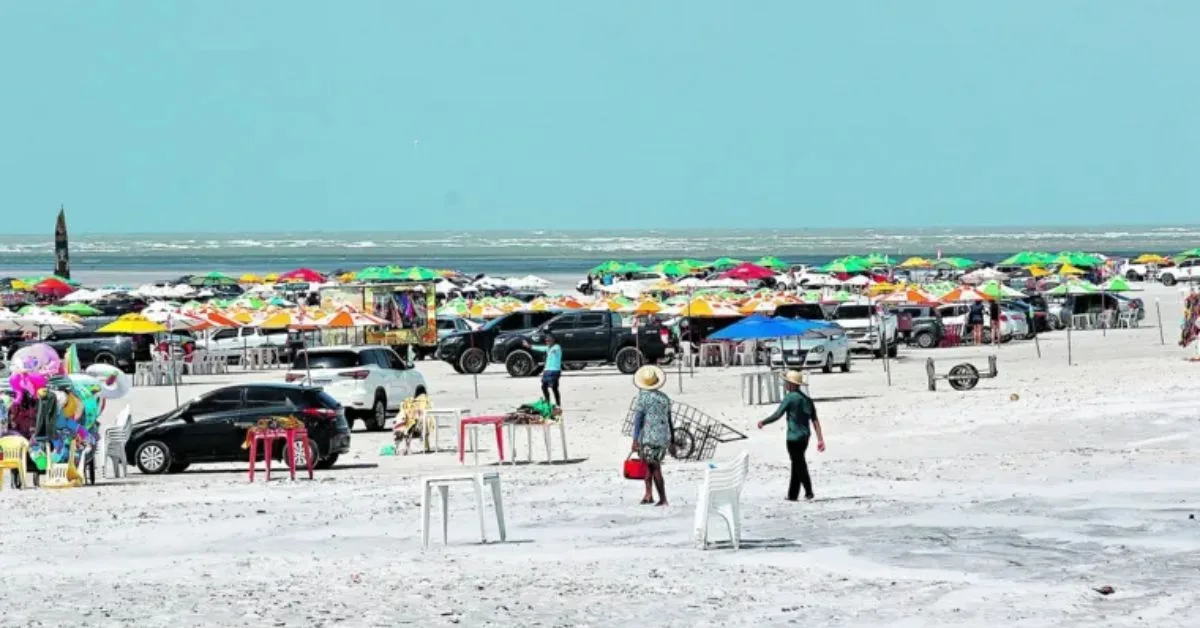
[670, 427, 696, 460]
[948, 364, 980, 391]
[505, 350, 536, 378]
[615, 347, 643, 375]
[459, 348, 488, 374]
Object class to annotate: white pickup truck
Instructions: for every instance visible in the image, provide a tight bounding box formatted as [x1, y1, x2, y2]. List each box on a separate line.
[1157, 259, 1200, 286]
[199, 327, 288, 360]
[830, 303, 899, 357]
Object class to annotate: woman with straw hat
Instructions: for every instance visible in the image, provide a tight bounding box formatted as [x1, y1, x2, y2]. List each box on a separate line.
[757, 369, 825, 501]
[630, 365, 675, 506]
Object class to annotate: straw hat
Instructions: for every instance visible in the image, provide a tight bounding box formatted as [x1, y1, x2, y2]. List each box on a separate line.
[634, 365, 666, 391]
[779, 369, 806, 386]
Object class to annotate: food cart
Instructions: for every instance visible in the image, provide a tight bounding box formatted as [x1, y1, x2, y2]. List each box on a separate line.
[319, 283, 438, 358]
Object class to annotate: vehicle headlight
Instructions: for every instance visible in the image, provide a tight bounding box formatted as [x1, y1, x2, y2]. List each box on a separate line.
[810, 345, 825, 353]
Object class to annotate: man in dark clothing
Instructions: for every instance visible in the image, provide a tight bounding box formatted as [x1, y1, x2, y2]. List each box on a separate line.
[988, 299, 1002, 343]
[758, 370, 825, 501]
[968, 301, 985, 345]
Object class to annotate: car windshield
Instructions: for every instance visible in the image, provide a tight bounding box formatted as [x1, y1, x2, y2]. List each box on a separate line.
[833, 306, 871, 319]
[293, 351, 362, 370]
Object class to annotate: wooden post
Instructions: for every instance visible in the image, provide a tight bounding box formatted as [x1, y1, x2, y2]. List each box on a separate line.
[1066, 317, 1073, 365]
[1155, 298, 1165, 346]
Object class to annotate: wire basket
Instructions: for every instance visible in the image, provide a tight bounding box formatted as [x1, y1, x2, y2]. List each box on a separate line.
[622, 398, 747, 461]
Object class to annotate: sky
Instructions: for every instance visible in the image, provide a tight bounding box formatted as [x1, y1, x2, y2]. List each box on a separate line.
[0, 1, 1197, 234]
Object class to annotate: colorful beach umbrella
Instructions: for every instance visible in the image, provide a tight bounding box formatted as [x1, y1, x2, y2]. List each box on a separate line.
[1099, 277, 1133, 292]
[720, 262, 775, 281]
[709, 257, 745, 270]
[898, 257, 932, 269]
[279, 268, 326, 283]
[1132, 254, 1169, 265]
[48, 302, 101, 316]
[97, 313, 169, 335]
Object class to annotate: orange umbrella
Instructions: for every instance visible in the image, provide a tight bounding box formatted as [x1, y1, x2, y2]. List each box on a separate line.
[318, 306, 388, 328]
[878, 288, 937, 304]
[940, 287, 991, 303]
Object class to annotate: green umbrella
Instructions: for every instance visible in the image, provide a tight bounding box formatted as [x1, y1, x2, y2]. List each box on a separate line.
[356, 266, 402, 282]
[709, 257, 744, 270]
[820, 259, 869, 273]
[999, 251, 1047, 266]
[1099, 276, 1133, 292]
[189, 271, 238, 287]
[1045, 280, 1098, 296]
[933, 257, 976, 270]
[1175, 248, 1200, 260]
[976, 280, 1025, 300]
[863, 253, 894, 266]
[615, 262, 648, 274]
[650, 260, 693, 277]
[590, 260, 626, 274]
[754, 256, 789, 270]
[48, 303, 101, 316]
[1053, 251, 1102, 267]
[399, 266, 440, 281]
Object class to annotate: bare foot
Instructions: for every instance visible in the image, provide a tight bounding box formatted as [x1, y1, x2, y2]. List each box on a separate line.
[640, 497, 653, 505]
[655, 500, 669, 507]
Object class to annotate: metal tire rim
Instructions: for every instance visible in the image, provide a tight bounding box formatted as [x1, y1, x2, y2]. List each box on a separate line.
[139, 445, 166, 472]
[464, 351, 483, 372]
[292, 440, 314, 468]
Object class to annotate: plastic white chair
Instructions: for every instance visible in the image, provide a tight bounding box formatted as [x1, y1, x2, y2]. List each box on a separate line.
[103, 406, 133, 479]
[425, 408, 470, 452]
[693, 451, 750, 550]
[419, 471, 506, 548]
[502, 415, 569, 465]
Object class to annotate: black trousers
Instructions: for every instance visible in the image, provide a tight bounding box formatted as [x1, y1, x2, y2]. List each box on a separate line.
[787, 436, 813, 500]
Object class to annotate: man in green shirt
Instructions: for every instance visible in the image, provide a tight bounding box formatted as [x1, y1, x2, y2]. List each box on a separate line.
[758, 370, 825, 501]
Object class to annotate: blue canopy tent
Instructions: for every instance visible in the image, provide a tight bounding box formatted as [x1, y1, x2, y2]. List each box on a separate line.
[707, 314, 834, 341]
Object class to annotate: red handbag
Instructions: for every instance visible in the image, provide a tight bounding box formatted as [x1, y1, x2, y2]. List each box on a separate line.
[623, 453, 649, 480]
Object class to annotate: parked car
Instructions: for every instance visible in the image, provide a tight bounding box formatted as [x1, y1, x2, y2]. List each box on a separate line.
[1157, 259, 1200, 286]
[7, 329, 156, 373]
[201, 326, 289, 360]
[285, 345, 427, 431]
[1047, 293, 1145, 328]
[829, 304, 898, 357]
[773, 303, 832, 321]
[437, 316, 476, 341]
[126, 383, 350, 474]
[436, 311, 558, 374]
[767, 326, 852, 372]
[491, 310, 669, 377]
[889, 305, 945, 349]
[937, 304, 1022, 343]
[1009, 294, 1052, 333]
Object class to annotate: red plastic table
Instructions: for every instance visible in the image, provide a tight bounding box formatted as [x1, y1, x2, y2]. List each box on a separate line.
[248, 427, 314, 482]
[457, 416, 506, 464]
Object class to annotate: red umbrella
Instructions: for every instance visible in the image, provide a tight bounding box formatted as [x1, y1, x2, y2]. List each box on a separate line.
[720, 262, 775, 281]
[35, 277, 73, 297]
[278, 268, 326, 283]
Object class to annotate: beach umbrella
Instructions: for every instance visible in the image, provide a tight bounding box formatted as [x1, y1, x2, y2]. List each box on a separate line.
[34, 277, 74, 297]
[1132, 254, 1169, 265]
[632, 299, 663, 315]
[189, 271, 238, 287]
[976, 280, 1026, 300]
[863, 253, 894, 266]
[98, 313, 169, 334]
[355, 266, 398, 282]
[720, 262, 775, 281]
[589, 260, 626, 274]
[257, 309, 321, 330]
[1057, 263, 1086, 276]
[877, 287, 937, 304]
[1175, 248, 1200, 260]
[239, 273, 263, 284]
[940, 287, 991, 303]
[48, 302, 101, 316]
[279, 268, 326, 283]
[1099, 277, 1133, 292]
[398, 266, 440, 281]
[934, 257, 976, 270]
[999, 251, 1045, 266]
[1026, 265, 1051, 278]
[709, 257, 744, 270]
[897, 257, 932, 269]
[754, 256, 789, 270]
[318, 306, 388, 328]
[649, 260, 694, 277]
[820, 259, 869, 273]
[1045, 280, 1098, 296]
[707, 314, 834, 341]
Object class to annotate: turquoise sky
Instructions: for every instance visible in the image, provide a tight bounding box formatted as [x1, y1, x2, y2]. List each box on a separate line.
[1, 2, 1196, 234]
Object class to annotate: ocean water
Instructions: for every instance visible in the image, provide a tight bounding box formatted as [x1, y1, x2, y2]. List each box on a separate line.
[1, 227, 1198, 278]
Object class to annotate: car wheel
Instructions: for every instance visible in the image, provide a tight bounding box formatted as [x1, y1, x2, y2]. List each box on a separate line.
[315, 453, 339, 470]
[451, 360, 465, 374]
[822, 355, 833, 374]
[562, 362, 586, 371]
[615, 347, 643, 374]
[459, 348, 487, 374]
[914, 331, 936, 349]
[1125, 270, 1141, 281]
[840, 354, 851, 373]
[135, 441, 172, 475]
[1162, 273, 1177, 286]
[93, 352, 116, 366]
[364, 394, 387, 431]
[505, 350, 536, 377]
[887, 344, 898, 358]
[167, 462, 190, 473]
[290, 437, 320, 470]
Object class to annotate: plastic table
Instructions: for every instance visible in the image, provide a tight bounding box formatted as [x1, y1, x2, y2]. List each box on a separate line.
[248, 427, 313, 482]
[457, 416, 506, 465]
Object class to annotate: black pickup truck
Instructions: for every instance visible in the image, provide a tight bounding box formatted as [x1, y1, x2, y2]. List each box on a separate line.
[6, 330, 146, 373]
[435, 311, 559, 374]
[491, 311, 669, 377]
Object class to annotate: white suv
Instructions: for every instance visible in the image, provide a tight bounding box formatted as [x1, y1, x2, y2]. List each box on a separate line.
[1159, 259, 1200, 286]
[286, 345, 427, 431]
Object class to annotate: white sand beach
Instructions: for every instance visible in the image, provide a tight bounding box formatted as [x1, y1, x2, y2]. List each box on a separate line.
[2, 284, 1197, 627]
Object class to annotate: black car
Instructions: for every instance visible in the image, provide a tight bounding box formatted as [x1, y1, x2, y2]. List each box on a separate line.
[126, 383, 351, 474]
[436, 311, 558, 374]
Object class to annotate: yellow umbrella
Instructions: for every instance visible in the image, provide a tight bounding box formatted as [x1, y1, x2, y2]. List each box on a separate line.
[97, 313, 168, 334]
[1026, 264, 1050, 278]
[239, 273, 262, 284]
[867, 282, 897, 296]
[1132, 253, 1169, 265]
[11, 279, 30, 291]
[1058, 263, 1086, 276]
[632, 299, 663, 315]
[264, 273, 279, 283]
[898, 257, 932, 269]
[337, 272, 357, 283]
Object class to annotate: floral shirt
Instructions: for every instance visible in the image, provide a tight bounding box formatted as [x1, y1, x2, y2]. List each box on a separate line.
[633, 390, 672, 447]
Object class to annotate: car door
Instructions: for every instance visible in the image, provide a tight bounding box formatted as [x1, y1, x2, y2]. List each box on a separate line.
[183, 387, 248, 461]
[571, 312, 610, 360]
[541, 315, 581, 360]
[362, 349, 399, 405]
[382, 348, 417, 400]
